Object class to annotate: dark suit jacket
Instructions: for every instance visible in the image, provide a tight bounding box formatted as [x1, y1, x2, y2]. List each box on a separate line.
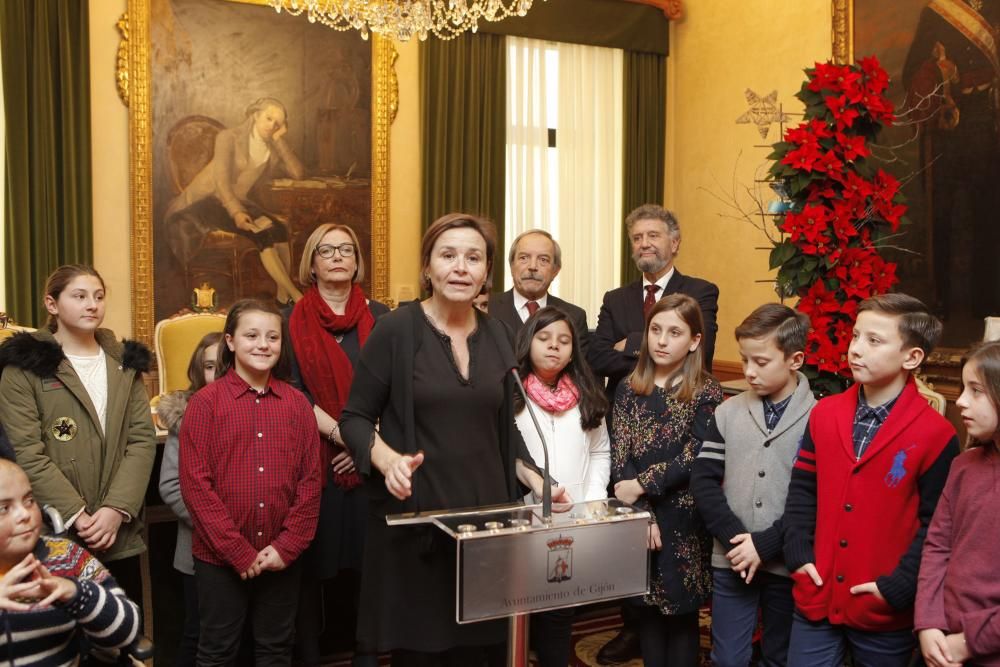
[587, 269, 719, 396]
[488, 289, 590, 356]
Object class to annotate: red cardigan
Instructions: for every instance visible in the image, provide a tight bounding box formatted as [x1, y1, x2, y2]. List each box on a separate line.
[783, 378, 958, 631]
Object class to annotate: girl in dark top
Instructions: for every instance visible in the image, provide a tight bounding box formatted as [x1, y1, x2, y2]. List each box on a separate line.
[611, 293, 722, 667]
[916, 340, 1000, 667]
[340, 213, 565, 666]
[288, 223, 388, 666]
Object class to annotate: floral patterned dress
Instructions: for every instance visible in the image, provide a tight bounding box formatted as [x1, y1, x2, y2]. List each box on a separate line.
[612, 377, 723, 615]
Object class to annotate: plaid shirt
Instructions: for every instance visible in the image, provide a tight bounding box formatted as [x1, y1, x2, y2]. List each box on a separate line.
[763, 394, 793, 432]
[851, 389, 900, 460]
[179, 370, 322, 573]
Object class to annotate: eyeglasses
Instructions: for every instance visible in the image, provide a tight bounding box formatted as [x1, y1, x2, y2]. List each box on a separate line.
[315, 243, 356, 259]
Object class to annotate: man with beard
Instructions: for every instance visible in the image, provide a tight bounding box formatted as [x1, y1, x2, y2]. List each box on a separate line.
[588, 205, 719, 665]
[489, 229, 590, 354]
[590, 205, 719, 396]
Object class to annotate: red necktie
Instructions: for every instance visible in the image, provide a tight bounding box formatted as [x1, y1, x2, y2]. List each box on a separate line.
[643, 285, 660, 319]
[526, 301, 540, 317]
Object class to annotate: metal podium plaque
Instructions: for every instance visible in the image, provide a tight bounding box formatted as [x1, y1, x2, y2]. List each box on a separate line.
[420, 499, 650, 623]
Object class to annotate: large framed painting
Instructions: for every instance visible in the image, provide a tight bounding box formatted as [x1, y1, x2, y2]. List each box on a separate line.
[834, 0, 1000, 347]
[126, 0, 396, 343]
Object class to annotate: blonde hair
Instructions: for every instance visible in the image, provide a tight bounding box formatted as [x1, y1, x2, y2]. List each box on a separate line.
[629, 293, 708, 402]
[298, 223, 366, 285]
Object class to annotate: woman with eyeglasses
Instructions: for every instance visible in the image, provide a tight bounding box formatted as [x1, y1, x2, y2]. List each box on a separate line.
[287, 223, 388, 666]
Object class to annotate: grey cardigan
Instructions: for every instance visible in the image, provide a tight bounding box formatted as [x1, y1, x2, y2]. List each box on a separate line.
[157, 391, 194, 575]
[692, 372, 815, 576]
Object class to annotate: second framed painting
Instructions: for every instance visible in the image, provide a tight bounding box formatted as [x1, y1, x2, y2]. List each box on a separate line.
[835, 0, 1000, 346]
[127, 0, 395, 342]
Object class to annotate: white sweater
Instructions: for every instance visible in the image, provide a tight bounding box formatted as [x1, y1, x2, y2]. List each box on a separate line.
[515, 397, 611, 504]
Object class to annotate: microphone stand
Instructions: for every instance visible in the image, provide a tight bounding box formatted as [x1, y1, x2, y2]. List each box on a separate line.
[509, 368, 552, 522]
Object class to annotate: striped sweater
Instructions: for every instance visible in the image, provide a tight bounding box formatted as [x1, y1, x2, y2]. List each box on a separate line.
[0, 536, 140, 666]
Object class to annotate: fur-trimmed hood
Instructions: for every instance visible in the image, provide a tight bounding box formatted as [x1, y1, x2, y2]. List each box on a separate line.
[156, 390, 189, 434]
[0, 328, 151, 378]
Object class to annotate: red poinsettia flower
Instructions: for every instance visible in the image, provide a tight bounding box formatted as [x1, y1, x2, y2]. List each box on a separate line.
[834, 132, 870, 161]
[808, 332, 848, 374]
[782, 141, 824, 172]
[813, 149, 845, 174]
[808, 62, 850, 93]
[859, 56, 889, 94]
[870, 256, 899, 293]
[832, 246, 877, 283]
[800, 280, 841, 314]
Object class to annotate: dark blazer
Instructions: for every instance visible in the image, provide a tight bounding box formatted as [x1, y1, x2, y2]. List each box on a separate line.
[488, 289, 590, 355]
[587, 269, 719, 396]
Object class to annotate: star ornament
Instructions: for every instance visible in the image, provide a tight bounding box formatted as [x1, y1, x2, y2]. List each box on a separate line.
[736, 89, 791, 139]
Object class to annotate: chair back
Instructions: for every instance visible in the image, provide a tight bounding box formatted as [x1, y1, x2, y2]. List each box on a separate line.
[166, 115, 225, 194]
[154, 313, 226, 395]
[915, 375, 947, 416]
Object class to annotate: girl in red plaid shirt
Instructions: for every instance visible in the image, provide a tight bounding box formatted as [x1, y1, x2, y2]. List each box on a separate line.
[180, 299, 322, 666]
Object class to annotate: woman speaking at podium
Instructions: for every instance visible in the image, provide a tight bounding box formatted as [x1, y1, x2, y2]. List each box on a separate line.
[340, 213, 566, 666]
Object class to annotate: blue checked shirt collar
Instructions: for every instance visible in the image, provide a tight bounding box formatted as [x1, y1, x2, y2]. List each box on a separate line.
[763, 394, 793, 432]
[852, 388, 899, 459]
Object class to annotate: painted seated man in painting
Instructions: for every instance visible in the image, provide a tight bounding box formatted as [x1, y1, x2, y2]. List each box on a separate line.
[902, 0, 1000, 323]
[164, 96, 306, 305]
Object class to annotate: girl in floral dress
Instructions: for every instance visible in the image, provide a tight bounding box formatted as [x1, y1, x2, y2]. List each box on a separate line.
[612, 293, 723, 667]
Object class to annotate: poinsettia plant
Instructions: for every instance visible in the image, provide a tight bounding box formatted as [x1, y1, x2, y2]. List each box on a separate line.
[767, 57, 906, 396]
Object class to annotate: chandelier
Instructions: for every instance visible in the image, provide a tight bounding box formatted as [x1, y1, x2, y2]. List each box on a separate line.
[268, 0, 541, 42]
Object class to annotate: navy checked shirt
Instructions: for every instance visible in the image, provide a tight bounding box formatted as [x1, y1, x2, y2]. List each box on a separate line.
[763, 394, 793, 432]
[179, 370, 322, 573]
[851, 389, 900, 459]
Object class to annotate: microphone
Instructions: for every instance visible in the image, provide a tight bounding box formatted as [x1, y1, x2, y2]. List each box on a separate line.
[508, 367, 553, 522]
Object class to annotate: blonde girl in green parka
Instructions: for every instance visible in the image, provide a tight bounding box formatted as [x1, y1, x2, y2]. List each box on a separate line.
[0, 265, 156, 606]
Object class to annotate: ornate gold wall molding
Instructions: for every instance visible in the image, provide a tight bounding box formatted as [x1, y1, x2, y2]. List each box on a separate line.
[116, 12, 130, 106]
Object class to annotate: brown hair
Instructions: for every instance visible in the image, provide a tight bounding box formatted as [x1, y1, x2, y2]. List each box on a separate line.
[298, 223, 366, 285]
[735, 303, 810, 356]
[43, 265, 106, 333]
[964, 340, 1000, 448]
[857, 293, 942, 355]
[514, 305, 608, 429]
[624, 204, 681, 240]
[215, 299, 292, 381]
[419, 213, 496, 295]
[186, 331, 224, 393]
[629, 293, 708, 402]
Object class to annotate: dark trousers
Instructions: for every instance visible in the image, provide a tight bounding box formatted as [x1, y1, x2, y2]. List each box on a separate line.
[177, 573, 200, 667]
[787, 612, 916, 667]
[389, 644, 505, 667]
[194, 558, 302, 667]
[637, 606, 700, 667]
[104, 556, 143, 612]
[530, 607, 575, 667]
[710, 567, 794, 667]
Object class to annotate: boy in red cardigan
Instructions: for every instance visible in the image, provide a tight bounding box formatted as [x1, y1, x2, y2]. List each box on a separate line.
[782, 293, 959, 666]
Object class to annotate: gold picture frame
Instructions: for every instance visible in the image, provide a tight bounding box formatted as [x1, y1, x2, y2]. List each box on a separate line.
[831, 0, 853, 65]
[125, 0, 396, 344]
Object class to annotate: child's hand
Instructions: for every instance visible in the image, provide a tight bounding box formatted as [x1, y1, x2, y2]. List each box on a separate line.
[726, 534, 762, 584]
[795, 563, 823, 586]
[647, 522, 662, 550]
[257, 546, 286, 572]
[613, 479, 644, 505]
[76, 507, 124, 552]
[849, 580, 885, 601]
[943, 632, 969, 665]
[31, 564, 78, 607]
[918, 628, 963, 667]
[0, 554, 44, 611]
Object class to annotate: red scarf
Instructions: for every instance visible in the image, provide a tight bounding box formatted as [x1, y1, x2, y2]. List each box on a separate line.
[523, 372, 580, 413]
[289, 283, 375, 488]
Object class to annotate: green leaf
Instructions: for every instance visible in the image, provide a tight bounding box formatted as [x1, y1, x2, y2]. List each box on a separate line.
[769, 241, 797, 269]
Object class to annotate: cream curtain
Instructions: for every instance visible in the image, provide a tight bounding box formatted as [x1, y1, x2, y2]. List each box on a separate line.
[504, 36, 623, 324]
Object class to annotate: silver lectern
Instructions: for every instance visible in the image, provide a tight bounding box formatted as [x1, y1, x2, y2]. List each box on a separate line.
[388, 498, 650, 666]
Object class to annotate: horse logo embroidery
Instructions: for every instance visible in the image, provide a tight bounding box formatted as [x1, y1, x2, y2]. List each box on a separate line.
[884, 445, 915, 488]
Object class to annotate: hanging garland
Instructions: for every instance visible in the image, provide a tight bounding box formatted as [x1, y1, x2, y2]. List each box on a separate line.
[767, 57, 906, 396]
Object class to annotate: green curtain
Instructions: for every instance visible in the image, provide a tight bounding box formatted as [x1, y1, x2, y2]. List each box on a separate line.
[0, 0, 92, 327]
[620, 50, 666, 285]
[483, 0, 668, 55]
[420, 32, 507, 292]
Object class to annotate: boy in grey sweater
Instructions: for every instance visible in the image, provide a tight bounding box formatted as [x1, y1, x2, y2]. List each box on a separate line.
[692, 303, 816, 667]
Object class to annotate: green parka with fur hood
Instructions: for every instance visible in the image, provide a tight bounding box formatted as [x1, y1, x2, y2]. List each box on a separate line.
[0, 328, 156, 562]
